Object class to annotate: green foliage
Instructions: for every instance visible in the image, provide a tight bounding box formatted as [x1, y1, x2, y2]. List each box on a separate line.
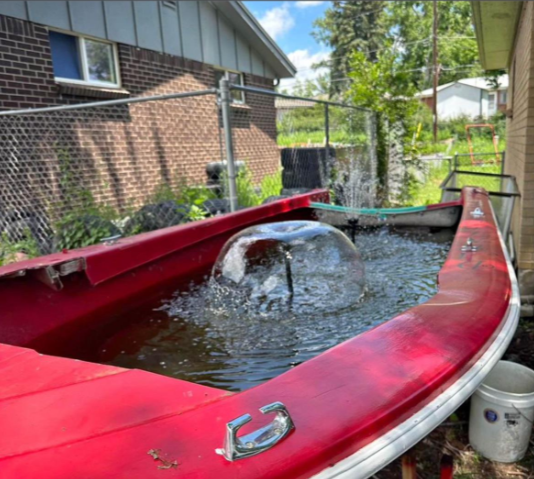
[313, 1, 482, 96]
[55, 210, 119, 250]
[185, 205, 208, 222]
[313, 1, 386, 94]
[260, 170, 283, 200]
[348, 50, 419, 122]
[0, 231, 39, 266]
[383, 2, 482, 89]
[152, 178, 216, 207]
[277, 99, 369, 147]
[236, 167, 261, 208]
[53, 143, 120, 250]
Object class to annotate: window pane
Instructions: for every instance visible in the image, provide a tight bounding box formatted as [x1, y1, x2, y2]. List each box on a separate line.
[84, 39, 116, 84]
[228, 72, 240, 85]
[231, 89, 244, 103]
[49, 31, 82, 80]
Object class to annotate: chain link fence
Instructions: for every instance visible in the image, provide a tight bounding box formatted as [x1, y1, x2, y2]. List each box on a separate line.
[270, 90, 377, 208]
[0, 84, 376, 265]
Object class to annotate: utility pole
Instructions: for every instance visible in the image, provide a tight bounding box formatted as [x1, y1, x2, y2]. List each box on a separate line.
[432, 0, 439, 143]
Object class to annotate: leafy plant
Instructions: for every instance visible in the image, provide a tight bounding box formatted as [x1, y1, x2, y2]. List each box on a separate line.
[186, 205, 208, 222]
[260, 170, 283, 200]
[55, 212, 120, 250]
[235, 167, 261, 207]
[0, 231, 39, 266]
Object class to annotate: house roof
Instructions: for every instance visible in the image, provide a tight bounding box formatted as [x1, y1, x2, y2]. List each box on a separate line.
[0, 1, 296, 79]
[221, 2, 296, 78]
[471, 1, 523, 70]
[417, 75, 509, 98]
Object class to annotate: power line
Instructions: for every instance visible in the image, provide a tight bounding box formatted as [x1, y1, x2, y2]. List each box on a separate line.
[289, 35, 477, 77]
[282, 63, 482, 88]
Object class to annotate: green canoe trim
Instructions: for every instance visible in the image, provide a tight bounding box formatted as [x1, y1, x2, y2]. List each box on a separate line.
[310, 202, 428, 216]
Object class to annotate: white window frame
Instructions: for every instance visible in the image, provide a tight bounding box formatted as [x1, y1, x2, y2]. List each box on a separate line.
[215, 68, 245, 104]
[49, 28, 121, 89]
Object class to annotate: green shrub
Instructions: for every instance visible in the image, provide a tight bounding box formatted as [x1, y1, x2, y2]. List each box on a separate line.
[260, 170, 283, 200]
[0, 231, 39, 266]
[236, 167, 261, 207]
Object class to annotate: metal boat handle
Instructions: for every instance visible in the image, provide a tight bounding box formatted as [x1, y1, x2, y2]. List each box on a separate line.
[215, 402, 295, 461]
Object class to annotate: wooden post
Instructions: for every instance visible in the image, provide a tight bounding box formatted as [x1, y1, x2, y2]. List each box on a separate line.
[401, 451, 417, 479]
[440, 454, 454, 479]
[432, 0, 439, 144]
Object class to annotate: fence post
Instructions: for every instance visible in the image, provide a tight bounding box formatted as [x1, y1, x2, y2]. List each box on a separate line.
[501, 150, 506, 175]
[219, 78, 238, 212]
[324, 104, 330, 148]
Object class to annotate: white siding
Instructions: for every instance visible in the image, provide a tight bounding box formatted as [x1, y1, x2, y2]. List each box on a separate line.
[437, 83, 482, 119]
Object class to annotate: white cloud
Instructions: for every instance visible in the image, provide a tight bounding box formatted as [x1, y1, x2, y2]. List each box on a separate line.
[295, 1, 325, 8]
[280, 49, 330, 92]
[257, 3, 295, 41]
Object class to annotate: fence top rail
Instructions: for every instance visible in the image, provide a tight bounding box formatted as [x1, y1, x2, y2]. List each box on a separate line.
[229, 83, 374, 113]
[454, 151, 505, 157]
[0, 88, 218, 117]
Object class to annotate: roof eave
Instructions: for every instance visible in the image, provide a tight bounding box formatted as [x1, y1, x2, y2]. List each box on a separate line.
[471, 1, 522, 71]
[218, 1, 297, 78]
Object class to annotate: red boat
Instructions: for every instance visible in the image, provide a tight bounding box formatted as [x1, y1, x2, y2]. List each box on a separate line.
[0, 187, 519, 478]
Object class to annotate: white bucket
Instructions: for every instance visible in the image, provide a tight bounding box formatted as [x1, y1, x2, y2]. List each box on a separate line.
[469, 360, 534, 462]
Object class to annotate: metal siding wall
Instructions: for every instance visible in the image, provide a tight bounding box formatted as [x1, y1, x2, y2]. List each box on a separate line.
[199, 1, 219, 66]
[133, 1, 162, 52]
[264, 62, 275, 79]
[178, 1, 202, 62]
[236, 34, 251, 73]
[0, 2, 27, 20]
[103, 1, 136, 45]
[160, 1, 181, 56]
[218, 15, 236, 71]
[0, 1, 276, 78]
[27, 1, 71, 30]
[251, 48, 264, 76]
[69, 1, 106, 39]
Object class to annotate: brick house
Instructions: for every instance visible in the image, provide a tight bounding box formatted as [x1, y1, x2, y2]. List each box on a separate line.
[472, 1, 534, 292]
[0, 1, 295, 216]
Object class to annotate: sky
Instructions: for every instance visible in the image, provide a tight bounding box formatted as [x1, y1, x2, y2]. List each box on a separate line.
[244, 1, 330, 91]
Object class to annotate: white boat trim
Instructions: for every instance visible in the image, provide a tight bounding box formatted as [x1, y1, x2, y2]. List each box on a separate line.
[312, 205, 520, 479]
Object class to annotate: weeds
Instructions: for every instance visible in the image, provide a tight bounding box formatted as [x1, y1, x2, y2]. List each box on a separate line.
[0, 231, 39, 266]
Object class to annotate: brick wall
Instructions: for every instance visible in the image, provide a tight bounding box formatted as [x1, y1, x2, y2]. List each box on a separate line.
[0, 14, 280, 217]
[506, 2, 534, 272]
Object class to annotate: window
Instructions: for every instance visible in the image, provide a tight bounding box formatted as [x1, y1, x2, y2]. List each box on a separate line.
[214, 70, 245, 104]
[500, 90, 508, 105]
[49, 31, 119, 87]
[488, 93, 496, 115]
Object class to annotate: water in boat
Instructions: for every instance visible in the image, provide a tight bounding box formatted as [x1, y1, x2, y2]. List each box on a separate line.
[94, 223, 453, 391]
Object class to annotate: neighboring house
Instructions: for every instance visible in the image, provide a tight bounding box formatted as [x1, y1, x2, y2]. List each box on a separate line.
[0, 1, 296, 212]
[416, 75, 508, 119]
[472, 2, 533, 289]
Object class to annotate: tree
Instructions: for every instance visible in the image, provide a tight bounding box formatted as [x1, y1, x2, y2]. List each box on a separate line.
[383, 1, 482, 90]
[348, 51, 418, 120]
[313, 1, 482, 95]
[313, 1, 386, 95]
